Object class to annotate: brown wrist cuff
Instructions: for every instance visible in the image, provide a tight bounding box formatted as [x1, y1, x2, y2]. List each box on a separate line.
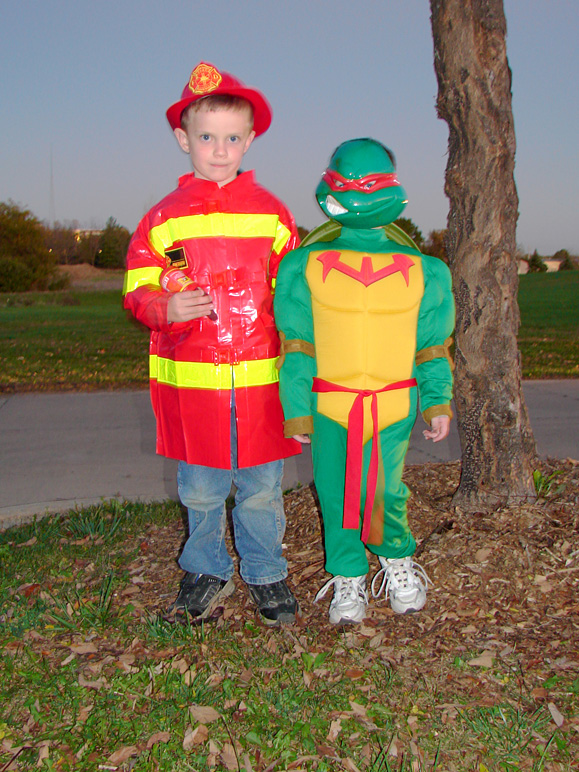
[422, 404, 453, 425]
[284, 416, 314, 438]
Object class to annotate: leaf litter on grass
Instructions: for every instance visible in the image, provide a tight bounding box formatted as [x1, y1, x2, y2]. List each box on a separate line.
[0, 460, 578, 770]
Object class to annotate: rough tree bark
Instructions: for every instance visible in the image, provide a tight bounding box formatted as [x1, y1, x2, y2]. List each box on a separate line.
[430, 0, 537, 511]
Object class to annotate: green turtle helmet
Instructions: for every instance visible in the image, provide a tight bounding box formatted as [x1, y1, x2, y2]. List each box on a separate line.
[315, 138, 408, 228]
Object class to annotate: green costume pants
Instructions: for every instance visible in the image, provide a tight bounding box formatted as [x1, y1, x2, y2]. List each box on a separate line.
[311, 395, 417, 577]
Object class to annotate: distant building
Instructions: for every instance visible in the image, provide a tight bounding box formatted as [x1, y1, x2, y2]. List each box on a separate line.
[543, 258, 565, 272]
[74, 228, 102, 241]
[518, 257, 564, 274]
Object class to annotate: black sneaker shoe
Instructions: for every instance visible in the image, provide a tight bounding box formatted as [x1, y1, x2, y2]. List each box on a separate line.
[247, 579, 299, 626]
[169, 573, 235, 621]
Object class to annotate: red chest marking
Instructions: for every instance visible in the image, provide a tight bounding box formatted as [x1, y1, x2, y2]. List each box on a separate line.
[317, 250, 414, 287]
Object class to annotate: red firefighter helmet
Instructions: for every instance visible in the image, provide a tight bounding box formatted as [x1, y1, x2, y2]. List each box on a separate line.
[166, 62, 272, 136]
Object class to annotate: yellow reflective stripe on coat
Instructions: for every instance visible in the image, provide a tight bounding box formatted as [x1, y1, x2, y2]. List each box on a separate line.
[123, 266, 162, 295]
[272, 220, 292, 255]
[149, 214, 291, 256]
[150, 355, 280, 389]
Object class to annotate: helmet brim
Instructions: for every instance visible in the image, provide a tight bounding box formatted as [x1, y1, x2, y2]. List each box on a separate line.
[166, 86, 272, 136]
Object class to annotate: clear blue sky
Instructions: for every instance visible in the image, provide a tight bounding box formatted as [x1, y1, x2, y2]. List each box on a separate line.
[1, 0, 577, 255]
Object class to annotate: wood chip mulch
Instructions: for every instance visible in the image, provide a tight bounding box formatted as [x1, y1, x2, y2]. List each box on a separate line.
[136, 459, 578, 693]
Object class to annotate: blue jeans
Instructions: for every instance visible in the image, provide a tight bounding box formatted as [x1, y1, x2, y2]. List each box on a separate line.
[177, 409, 287, 586]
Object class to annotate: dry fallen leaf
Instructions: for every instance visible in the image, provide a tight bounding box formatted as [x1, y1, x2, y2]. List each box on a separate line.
[17, 536, 37, 548]
[23, 583, 41, 598]
[36, 744, 50, 768]
[107, 745, 139, 764]
[548, 702, 565, 727]
[220, 742, 238, 771]
[192, 724, 209, 744]
[315, 743, 340, 759]
[327, 719, 342, 741]
[77, 704, 93, 723]
[146, 731, 171, 749]
[69, 642, 98, 654]
[189, 704, 221, 724]
[531, 687, 549, 700]
[468, 651, 494, 668]
[183, 724, 209, 750]
[78, 674, 106, 690]
[172, 657, 189, 674]
[349, 701, 368, 717]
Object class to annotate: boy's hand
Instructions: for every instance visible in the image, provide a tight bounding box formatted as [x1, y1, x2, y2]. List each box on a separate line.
[422, 415, 450, 443]
[167, 288, 215, 323]
[293, 434, 311, 444]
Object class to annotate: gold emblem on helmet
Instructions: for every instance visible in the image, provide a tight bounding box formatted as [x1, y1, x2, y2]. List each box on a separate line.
[189, 63, 222, 94]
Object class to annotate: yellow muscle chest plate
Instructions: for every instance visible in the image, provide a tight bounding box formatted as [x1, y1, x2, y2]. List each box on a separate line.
[306, 248, 424, 439]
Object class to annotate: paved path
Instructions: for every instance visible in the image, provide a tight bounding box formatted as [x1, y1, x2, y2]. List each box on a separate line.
[1, 381, 577, 529]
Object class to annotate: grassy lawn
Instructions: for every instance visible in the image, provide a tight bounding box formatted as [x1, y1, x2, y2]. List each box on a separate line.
[0, 291, 149, 392]
[1, 466, 577, 771]
[0, 271, 577, 392]
[517, 272, 579, 379]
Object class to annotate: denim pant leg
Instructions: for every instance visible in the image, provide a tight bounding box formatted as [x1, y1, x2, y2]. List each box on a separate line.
[177, 460, 235, 581]
[232, 459, 288, 585]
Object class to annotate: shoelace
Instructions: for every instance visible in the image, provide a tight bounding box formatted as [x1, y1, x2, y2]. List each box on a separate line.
[371, 558, 431, 599]
[315, 575, 368, 605]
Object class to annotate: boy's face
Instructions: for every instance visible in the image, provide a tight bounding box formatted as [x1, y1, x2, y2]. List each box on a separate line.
[174, 106, 255, 187]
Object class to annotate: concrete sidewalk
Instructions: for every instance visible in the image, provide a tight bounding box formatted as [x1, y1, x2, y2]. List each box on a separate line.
[1, 380, 577, 529]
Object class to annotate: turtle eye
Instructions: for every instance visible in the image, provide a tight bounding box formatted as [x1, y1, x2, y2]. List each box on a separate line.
[333, 179, 345, 188]
[363, 180, 376, 190]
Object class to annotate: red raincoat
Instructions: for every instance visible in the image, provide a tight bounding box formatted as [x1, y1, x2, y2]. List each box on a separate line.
[124, 171, 301, 468]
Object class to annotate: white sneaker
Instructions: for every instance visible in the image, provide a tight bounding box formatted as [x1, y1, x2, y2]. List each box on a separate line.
[315, 575, 368, 625]
[371, 557, 430, 614]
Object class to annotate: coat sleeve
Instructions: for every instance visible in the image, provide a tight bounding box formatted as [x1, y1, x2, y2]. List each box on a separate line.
[414, 256, 455, 424]
[122, 216, 175, 332]
[273, 247, 317, 436]
[268, 205, 300, 281]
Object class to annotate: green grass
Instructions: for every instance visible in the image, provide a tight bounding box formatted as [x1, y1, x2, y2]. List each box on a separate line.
[0, 271, 577, 392]
[1, 500, 577, 771]
[0, 290, 149, 391]
[517, 271, 579, 378]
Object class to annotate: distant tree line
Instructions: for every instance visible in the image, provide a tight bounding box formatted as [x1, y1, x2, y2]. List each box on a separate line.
[46, 216, 131, 270]
[523, 248, 576, 273]
[0, 202, 131, 292]
[0, 200, 576, 293]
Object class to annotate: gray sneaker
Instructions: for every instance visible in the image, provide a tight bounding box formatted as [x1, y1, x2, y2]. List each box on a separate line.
[170, 573, 235, 621]
[371, 557, 430, 614]
[314, 575, 368, 625]
[247, 579, 299, 626]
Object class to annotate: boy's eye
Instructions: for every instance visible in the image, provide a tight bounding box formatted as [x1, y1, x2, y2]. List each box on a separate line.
[229, 136, 240, 143]
[200, 134, 211, 141]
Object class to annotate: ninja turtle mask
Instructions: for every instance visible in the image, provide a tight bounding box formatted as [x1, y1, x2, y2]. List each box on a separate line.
[315, 138, 408, 229]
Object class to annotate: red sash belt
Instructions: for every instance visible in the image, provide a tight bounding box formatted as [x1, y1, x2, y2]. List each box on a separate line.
[312, 376, 417, 543]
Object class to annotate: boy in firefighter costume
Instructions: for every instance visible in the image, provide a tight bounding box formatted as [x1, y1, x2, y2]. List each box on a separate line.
[124, 63, 301, 625]
[274, 139, 454, 625]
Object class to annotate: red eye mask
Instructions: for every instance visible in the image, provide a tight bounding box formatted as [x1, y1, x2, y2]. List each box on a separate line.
[322, 168, 400, 193]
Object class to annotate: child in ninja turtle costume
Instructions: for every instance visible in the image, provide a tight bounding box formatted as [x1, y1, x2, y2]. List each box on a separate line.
[274, 138, 455, 625]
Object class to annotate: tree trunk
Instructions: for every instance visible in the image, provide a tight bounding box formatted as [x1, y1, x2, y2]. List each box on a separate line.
[430, 0, 537, 511]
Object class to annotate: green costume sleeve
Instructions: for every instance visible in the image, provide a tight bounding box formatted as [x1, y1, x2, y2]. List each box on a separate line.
[415, 256, 455, 423]
[274, 248, 317, 436]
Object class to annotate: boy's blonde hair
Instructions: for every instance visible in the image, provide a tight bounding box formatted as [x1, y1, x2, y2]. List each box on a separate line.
[181, 95, 254, 130]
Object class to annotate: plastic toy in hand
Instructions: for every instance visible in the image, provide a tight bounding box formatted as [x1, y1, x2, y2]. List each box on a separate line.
[160, 267, 217, 320]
